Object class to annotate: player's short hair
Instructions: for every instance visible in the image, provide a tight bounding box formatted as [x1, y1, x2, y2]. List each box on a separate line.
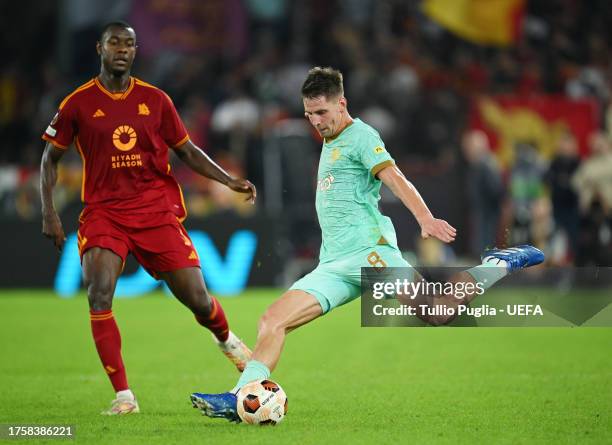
[98, 21, 135, 42]
[301, 67, 344, 100]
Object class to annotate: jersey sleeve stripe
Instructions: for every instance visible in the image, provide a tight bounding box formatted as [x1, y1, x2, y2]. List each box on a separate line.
[371, 160, 395, 177]
[171, 134, 190, 149]
[59, 79, 95, 109]
[41, 134, 69, 149]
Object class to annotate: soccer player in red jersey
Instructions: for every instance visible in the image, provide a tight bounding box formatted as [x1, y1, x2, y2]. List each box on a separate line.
[40, 21, 256, 415]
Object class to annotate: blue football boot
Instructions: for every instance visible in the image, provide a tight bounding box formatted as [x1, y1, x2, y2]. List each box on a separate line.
[191, 392, 241, 423]
[481, 245, 545, 272]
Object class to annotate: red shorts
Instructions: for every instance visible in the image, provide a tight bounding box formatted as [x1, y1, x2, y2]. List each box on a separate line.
[77, 207, 200, 278]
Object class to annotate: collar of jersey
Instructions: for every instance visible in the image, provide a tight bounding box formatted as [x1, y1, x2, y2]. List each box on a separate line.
[324, 118, 358, 146]
[94, 76, 135, 100]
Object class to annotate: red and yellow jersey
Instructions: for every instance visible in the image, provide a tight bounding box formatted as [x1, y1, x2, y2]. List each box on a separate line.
[42, 77, 189, 220]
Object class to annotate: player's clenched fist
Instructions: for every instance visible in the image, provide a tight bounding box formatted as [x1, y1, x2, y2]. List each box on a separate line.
[42, 211, 66, 251]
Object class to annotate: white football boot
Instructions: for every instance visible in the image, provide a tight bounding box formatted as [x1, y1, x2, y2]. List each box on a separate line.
[214, 331, 252, 372]
[101, 396, 140, 415]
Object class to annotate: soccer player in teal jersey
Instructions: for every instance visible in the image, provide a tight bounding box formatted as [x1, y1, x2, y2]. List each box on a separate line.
[191, 67, 544, 422]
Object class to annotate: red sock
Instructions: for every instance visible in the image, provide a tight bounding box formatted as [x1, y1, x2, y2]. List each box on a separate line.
[90, 310, 129, 392]
[195, 296, 229, 342]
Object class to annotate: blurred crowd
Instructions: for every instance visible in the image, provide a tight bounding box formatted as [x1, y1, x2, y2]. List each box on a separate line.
[462, 128, 612, 267]
[1, 0, 612, 264]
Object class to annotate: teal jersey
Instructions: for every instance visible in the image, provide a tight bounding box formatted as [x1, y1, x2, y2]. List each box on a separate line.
[316, 118, 397, 262]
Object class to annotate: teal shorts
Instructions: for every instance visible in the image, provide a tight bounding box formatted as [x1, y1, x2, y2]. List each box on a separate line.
[290, 245, 414, 314]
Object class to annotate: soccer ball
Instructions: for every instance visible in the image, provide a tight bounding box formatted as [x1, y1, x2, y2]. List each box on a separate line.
[236, 379, 288, 425]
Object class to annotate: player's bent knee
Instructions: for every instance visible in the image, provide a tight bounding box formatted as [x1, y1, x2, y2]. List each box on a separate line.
[191, 285, 213, 313]
[192, 297, 213, 318]
[86, 282, 114, 310]
[172, 282, 212, 316]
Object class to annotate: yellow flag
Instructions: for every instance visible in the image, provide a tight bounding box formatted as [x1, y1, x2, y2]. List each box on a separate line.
[423, 0, 525, 46]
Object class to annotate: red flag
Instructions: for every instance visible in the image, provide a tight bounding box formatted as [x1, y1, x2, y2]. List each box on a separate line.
[469, 95, 599, 166]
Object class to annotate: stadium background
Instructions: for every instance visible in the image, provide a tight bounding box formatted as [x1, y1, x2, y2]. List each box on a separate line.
[2, 0, 612, 294]
[1, 0, 612, 442]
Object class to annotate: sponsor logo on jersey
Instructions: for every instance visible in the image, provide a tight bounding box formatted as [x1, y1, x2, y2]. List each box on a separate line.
[374, 146, 385, 154]
[317, 172, 335, 191]
[93, 109, 106, 118]
[111, 153, 142, 169]
[112, 125, 137, 151]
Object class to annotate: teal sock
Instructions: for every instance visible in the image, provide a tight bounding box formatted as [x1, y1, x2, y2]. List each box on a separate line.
[466, 259, 508, 291]
[232, 360, 270, 393]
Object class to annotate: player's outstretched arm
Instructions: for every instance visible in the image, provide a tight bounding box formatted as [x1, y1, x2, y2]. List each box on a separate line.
[40, 142, 67, 251]
[378, 165, 456, 243]
[174, 140, 256, 204]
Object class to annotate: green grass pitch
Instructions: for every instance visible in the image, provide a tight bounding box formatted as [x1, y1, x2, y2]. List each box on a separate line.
[1, 289, 611, 444]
